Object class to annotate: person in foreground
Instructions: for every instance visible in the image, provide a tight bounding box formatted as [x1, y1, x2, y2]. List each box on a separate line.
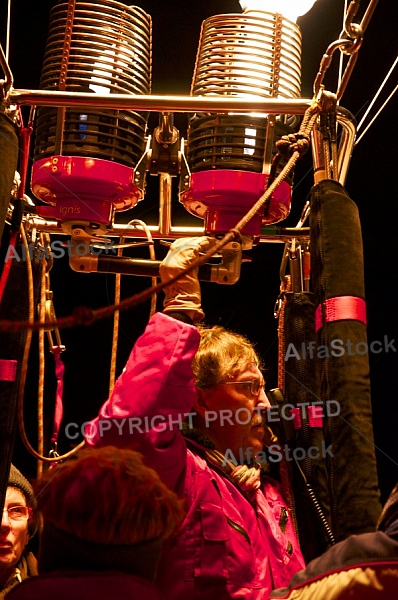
[86, 237, 305, 599]
[270, 481, 398, 599]
[8, 446, 184, 600]
[0, 464, 37, 599]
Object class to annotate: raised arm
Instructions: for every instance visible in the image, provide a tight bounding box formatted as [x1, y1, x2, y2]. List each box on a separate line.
[86, 237, 213, 490]
[86, 312, 199, 488]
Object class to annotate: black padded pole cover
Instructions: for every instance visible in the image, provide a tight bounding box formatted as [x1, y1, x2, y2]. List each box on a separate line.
[0, 111, 18, 240]
[0, 110, 19, 513]
[283, 291, 330, 561]
[310, 179, 381, 541]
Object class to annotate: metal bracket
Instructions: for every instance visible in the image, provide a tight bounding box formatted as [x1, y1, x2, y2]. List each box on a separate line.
[148, 112, 180, 176]
[207, 241, 242, 285]
[69, 236, 243, 285]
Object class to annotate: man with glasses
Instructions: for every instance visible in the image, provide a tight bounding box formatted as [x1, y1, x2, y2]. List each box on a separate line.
[190, 323, 272, 468]
[87, 237, 305, 599]
[0, 465, 37, 598]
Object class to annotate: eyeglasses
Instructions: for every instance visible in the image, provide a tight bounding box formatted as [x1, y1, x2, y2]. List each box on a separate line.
[220, 379, 265, 396]
[2, 506, 32, 521]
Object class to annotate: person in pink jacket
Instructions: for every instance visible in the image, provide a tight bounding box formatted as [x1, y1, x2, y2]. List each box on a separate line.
[86, 237, 305, 599]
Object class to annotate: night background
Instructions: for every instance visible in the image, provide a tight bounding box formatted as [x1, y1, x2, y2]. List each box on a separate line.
[1, 0, 397, 505]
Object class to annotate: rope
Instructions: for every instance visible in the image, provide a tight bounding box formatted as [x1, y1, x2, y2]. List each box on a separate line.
[277, 276, 291, 393]
[276, 275, 299, 538]
[108, 220, 157, 395]
[6, 0, 11, 62]
[37, 246, 47, 478]
[357, 55, 398, 133]
[356, 83, 398, 145]
[18, 225, 85, 463]
[338, 0, 349, 90]
[355, 54, 398, 145]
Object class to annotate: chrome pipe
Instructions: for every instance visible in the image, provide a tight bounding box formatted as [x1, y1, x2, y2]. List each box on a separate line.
[11, 90, 312, 114]
[159, 173, 172, 236]
[311, 107, 356, 185]
[336, 107, 356, 184]
[0, 43, 13, 97]
[26, 216, 309, 242]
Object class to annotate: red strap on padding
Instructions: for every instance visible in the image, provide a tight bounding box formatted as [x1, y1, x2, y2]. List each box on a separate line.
[291, 408, 302, 429]
[291, 406, 324, 430]
[0, 359, 17, 381]
[308, 405, 323, 428]
[315, 296, 367, 332]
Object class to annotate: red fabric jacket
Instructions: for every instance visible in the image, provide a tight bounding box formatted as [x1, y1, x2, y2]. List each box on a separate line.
[87, 313, 305, 599]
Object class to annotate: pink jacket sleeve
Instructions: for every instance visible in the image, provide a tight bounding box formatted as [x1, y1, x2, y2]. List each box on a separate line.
[85, 312, 200, 489]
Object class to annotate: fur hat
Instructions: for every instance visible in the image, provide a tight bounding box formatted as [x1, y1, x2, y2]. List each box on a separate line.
[36, 447, 185, 581]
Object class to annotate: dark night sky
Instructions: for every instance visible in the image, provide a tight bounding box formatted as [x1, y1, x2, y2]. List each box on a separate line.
[1, 0, 398, 502]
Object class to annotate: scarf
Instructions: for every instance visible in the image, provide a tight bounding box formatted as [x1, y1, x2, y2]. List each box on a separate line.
[181, 422, 265, 503]
[205, 448, 262, 502]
